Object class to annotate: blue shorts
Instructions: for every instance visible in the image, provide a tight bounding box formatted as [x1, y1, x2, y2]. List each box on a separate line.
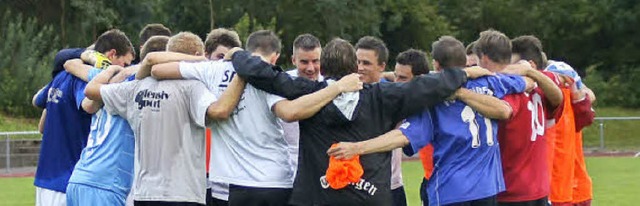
[66, 183, 126, 206]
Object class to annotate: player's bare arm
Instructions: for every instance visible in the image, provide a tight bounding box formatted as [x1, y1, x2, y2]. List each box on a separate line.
[85, 65, 124, 102]
[504, 63, 563, 107]
[149, 62, 183, 80]
[523, 77, 535, 92]
[38, 109, 46, 134]
[80, 49, 98, 66]
[207, 76, 246, 120]
[583, 86, 596, 103]
[327, 129, 410, 160]
[272, 73, 364, 122]
[463, 66, 494, 79]
[63, 59, 93, 82]
[455, 88, 512, 120]
[110, 65, 139, 83]
[32, 86, 47, 108]
[382, 71, 395, 82]
[81, 98, 103, 114]
[137, 51, 207, 79]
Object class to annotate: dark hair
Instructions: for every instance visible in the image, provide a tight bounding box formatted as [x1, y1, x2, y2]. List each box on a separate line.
[293, 34, 321, 52]
[321, 38, 357, 80]
[140, 36, 169, 60]
[511, 35, 545, 70]
[94, 29, 135, 57]
[205, 28, 241, 55]
[473, 29, 512, 65]
[432, 36, 467, 68]
[466, 41, 476, 55]
[355, 36, 388, 65]
[246, 30, 282, 56]
[139, 23, 171, 46]
[396, 49, 429, 76]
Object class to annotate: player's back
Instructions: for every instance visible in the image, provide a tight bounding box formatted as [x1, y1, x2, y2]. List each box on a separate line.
[69, 70, 135, 197]
[103, 78, 211, 203]
[427, 75, 521, 205]
[34, 71, 91, 192]
[178, 60, 294, 188]
[291, 82, 405, 206]
[497, 71, 560, 202]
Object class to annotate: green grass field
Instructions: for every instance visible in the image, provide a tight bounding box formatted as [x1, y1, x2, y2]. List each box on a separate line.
[401, 157, 640, 206]
[0, 113, 38, 133]
[1, 157, 638, 206]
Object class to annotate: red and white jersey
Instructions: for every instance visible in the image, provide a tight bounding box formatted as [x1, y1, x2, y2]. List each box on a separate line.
[498, 71, 562, 202]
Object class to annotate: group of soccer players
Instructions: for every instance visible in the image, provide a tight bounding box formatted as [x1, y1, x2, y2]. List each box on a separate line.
[32, 22, 596, 206]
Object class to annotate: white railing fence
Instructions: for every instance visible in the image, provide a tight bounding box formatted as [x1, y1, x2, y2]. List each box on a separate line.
[1, 131, 41, 173]
[2, 117, 640, 173]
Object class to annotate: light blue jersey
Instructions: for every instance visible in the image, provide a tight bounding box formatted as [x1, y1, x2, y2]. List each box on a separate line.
[68, 68, 135, 199]
[400, 74, 525, 206]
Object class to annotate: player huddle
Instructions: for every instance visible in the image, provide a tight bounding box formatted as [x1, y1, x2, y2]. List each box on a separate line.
[32, 23, 596, 206]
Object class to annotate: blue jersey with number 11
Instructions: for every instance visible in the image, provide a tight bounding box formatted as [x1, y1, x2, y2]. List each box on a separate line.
[400, 74, 525, 206]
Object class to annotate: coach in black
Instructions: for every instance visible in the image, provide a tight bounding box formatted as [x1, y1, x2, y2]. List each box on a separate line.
[230, 38, 487, 205]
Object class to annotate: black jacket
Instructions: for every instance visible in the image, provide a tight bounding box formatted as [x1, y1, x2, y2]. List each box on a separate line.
[231, 51, 467, 205]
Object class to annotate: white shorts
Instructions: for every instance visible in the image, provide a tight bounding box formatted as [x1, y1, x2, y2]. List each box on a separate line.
[126, 187, 134, 206]
[36, 187, 66, 206]
[210, 180, 229, 201]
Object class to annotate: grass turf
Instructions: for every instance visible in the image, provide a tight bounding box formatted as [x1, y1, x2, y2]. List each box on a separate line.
[1, 157, 638, 206]
[0, 177, 35, 206]
[401, 157, 640, 206]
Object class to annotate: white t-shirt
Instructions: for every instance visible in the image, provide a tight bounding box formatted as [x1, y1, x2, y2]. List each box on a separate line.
[391, 148, 404, 189]
[286, 69, 324, 81]
[180, 60, 295, 190]
[101, 78, 216, 204]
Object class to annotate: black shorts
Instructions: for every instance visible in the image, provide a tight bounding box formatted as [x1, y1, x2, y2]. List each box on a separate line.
[448, 195, 497, 206]
[228, 184, 292, 206]
[498, 197, 548, 206]
[420, 178, 429, 206]
[134, 201, 204, 206]
[391, 186, 407, 206]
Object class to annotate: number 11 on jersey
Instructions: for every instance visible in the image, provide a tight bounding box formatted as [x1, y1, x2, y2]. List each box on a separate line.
[461, 106, 494, 148]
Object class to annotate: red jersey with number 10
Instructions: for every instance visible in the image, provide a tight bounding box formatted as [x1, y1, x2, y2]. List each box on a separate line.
[497, 71, 561, 202]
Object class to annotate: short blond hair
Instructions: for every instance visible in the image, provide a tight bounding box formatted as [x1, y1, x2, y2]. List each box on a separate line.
[166, 32, 204, 55]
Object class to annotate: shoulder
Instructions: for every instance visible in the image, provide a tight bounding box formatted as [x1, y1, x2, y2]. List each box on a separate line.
[541, 70, 561, 86]
[286, 69, 298, 77]
[181, 79, 208, 89]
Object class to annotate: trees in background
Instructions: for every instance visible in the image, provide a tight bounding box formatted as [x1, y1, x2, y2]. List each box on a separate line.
[1, 0, 638, 117]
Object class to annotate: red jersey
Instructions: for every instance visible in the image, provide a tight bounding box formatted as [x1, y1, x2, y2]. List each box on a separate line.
[498, 71, 561, 202]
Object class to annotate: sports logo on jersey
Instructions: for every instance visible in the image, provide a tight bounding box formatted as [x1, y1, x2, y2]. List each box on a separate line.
[399, 121, 410, 129]
[135, 89, 169, 111]
[47, 88, 63, 103]
[320, 175, 330, 189]
[319, 175, 378, 195]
